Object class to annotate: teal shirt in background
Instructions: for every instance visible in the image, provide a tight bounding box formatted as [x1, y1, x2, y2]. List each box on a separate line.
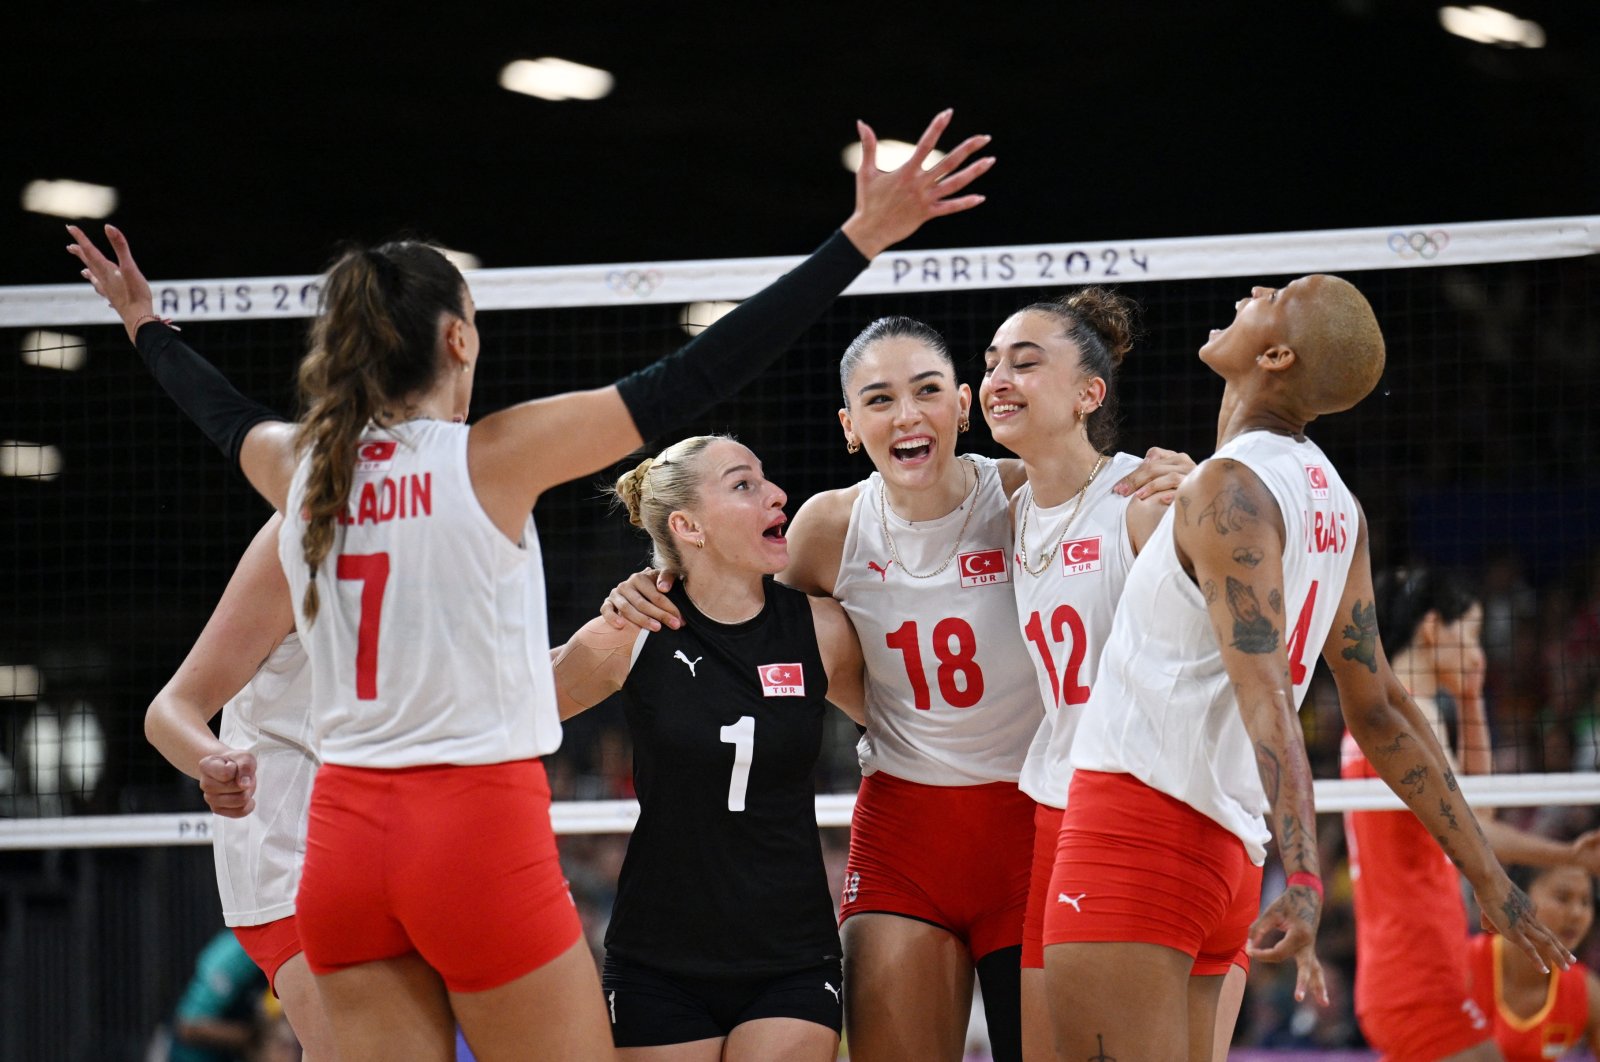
[168, 930, 265, 1062]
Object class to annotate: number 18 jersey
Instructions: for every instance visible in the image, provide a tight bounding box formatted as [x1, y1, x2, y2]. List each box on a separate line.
[835, 455, 1043, 786]
[279, 419, 563, 769]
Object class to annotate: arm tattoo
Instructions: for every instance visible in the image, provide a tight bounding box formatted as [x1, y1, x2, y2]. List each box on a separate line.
[1339, 599, 1380, 674]
[1268, 587, 1282, 614]
[1178, 495, 1191, 524]
[1401, 764, 1429, 796]
[1088, 1034, 1117, 1062]
[1444, 768, 1460, 793]
[1435, 834, 1465, 870]
[1375, 732, 1411, 757]
[1232, 546, 1265, 568]
[1256, 742, 1282, 806]
[1203, 579, 1218, 604]
[1280, 813, 1315, 870]
[1197, 484, 1260, 536]
[1227, 577, 1280, 653]
[1439, 798, 1460, 831]
[1501, 887, 1535, 930]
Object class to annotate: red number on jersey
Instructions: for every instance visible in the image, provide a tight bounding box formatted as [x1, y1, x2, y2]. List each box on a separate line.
[885, 618, 985, 710]
[1023, 605, 1091, 708]
[336, 552, 390, 700]
[1286, 579, 1320, 686]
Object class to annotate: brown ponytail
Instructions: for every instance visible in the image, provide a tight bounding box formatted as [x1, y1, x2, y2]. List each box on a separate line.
[295, 242, 465, 623]
[1019, 287, 1141, 453]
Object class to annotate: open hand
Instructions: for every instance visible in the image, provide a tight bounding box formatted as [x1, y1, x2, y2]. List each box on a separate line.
[65, 223, 156, 343]
[1247, 883, 1328, 1005]
[840, 109, 994, 258]
[1113, 446, 1195, 504]
[601, 568, 681, 632]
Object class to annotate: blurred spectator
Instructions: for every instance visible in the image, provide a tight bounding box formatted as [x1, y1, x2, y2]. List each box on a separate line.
[163, 929, 269, 1062]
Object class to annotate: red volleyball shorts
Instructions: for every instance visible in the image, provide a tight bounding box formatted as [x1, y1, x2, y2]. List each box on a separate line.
[233, 915, 303, 996]
[839, 771, 1033, 961]
[1358, 998, 1492, 1062]
[1043, 770, 1259, 975]
[295, 758, 580, 993]
[1022, 801, 1064, 969]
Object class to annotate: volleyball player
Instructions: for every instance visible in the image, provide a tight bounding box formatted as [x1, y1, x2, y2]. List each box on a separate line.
[977, 288, 1262, 1061]
[551, 436, 864, 1060]
[1345, 568, 1600, 1061]
[1044, 276, 1573, 1061]
[67, 108, 991, 1061]
[602, 316, 1190, 1062]
[1468, 863, 1600, 1060]
[145, 514, 332, 1059]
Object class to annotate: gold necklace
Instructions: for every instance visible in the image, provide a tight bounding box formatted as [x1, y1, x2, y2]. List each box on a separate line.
[1017, 454, 1108, 577]
[878, 456, 980, 579]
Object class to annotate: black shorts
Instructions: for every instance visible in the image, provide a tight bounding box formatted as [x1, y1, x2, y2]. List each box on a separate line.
[600, 953, 843, 1048]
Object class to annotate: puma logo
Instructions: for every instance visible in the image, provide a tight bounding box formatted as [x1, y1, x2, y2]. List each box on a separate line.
[1057, 892, 1086, 912]
[867, 560, 894, 581]
[673, 651, 702, 676]
[823, 981, 840, 1003]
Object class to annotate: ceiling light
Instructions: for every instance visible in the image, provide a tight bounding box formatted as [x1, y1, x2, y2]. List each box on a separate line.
[20, 330, 87, 372]
[0, 665, 41, 700]
[499, 57, 614, 101]
[0, 441, 64, 481]
[21, 178, 118, 219]
[1438, 5, 1545, 47]
[679, 301, 740, 336]
[840, 140, 945, 175]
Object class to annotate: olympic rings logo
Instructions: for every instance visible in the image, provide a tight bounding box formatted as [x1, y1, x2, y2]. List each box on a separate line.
[606, 269, 664, 296]
[1387, 230, 1451, 260]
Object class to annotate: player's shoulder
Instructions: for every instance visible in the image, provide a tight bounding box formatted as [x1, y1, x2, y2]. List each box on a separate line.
[792, 483, 860, 536]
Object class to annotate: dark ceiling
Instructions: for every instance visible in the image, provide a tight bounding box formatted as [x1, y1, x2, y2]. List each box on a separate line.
[5, 0, 1597, 287]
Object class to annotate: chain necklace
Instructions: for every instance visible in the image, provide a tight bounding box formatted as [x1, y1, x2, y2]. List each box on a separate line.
[878, 456, 980, 579]
[1017, 454, 1108, 577]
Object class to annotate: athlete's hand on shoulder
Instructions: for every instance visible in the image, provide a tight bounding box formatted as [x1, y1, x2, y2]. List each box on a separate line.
[65, 224, 156, 344]
[1113, 446, 1195, 504]
[1476, 871, 1574, 974]
[1569, 829, 1600, 876]
[197, 750, 258, 818]
[839, 109, 993, 259]
[1247, 882, 1328, 1005]
[601, 568, 682, 632]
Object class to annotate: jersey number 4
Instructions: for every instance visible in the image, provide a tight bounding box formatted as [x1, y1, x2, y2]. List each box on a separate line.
[337, 552, 390, 700]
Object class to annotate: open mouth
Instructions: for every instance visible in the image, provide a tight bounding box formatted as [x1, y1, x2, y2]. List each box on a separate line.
[762, 521, 787, 541]
[891, 437, 933, 462]
[988, 402, 1022, 420]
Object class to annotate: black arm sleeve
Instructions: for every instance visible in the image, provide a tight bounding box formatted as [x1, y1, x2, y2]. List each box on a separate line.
[135, 322, 287, 468]
[614, 229, 869, 443]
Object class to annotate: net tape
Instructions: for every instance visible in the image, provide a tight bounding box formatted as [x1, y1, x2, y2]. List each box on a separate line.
[4, 215, 1596, 327]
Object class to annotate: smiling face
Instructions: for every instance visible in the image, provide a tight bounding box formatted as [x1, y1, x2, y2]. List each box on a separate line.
[838, 335, 971, 494]
[980, 309, 1102, 460]
[1527, 865, 1595, 951]
[676, 439, 790, 575]
[1197, 280, 1307, 376]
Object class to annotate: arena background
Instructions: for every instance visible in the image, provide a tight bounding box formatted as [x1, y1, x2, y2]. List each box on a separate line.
[3, 2, 1599, 1059]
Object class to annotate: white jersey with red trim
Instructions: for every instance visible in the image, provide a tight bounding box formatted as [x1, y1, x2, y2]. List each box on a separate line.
[1013, 450, 1141, 808]
[1070, 431, 1359, 863]
[214, 633, 317, 927]
[835, 454, 1043, 785]
[279, 418, 563, 768]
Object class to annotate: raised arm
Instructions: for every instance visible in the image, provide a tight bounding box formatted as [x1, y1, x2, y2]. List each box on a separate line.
[1172, 458, 1325, 1003]
[811, 596, 866, 725]
[1324, 508, 1572, 972]
[144, 513, 297, 817]
[65, 225, 298, 510]
[468, 111, 994, 532]
[551, 616, 641, 721]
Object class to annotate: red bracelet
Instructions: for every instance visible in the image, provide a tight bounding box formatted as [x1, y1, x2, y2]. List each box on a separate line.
[1286, 871, 1324, 899]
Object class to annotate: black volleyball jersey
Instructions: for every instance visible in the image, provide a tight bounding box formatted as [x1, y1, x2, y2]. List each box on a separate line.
[604, 578, 842, 977]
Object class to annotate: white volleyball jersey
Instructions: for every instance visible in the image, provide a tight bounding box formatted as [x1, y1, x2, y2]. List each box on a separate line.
[1071, 431, 1359, 863]
[279, 419, 563, 768]
[1014, 451, 1141, 808]
[835, 454, 1043, 785]
[214, 634, 317, 927]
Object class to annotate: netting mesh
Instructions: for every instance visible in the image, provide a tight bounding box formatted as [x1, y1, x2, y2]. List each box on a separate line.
[4, 252, 1599, 815]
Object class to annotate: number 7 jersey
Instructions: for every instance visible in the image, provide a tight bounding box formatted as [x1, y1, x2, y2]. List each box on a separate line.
[279, 419, 564, 768]
[835, 455, 1043, 786]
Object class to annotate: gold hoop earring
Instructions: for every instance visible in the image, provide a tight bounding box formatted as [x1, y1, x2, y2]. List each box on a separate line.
[957, 413, 970, 433]
[695, 538, 705, 549]
[847, 439, 860, 454]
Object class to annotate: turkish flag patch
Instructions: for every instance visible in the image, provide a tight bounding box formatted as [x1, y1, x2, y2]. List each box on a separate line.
[1060, 537, 1103, 577]
[357, 440, 397, 471]
[758, 663, 805, 698]
[958, 548, 1010, 588]
[1305, 465, 1330, 500]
